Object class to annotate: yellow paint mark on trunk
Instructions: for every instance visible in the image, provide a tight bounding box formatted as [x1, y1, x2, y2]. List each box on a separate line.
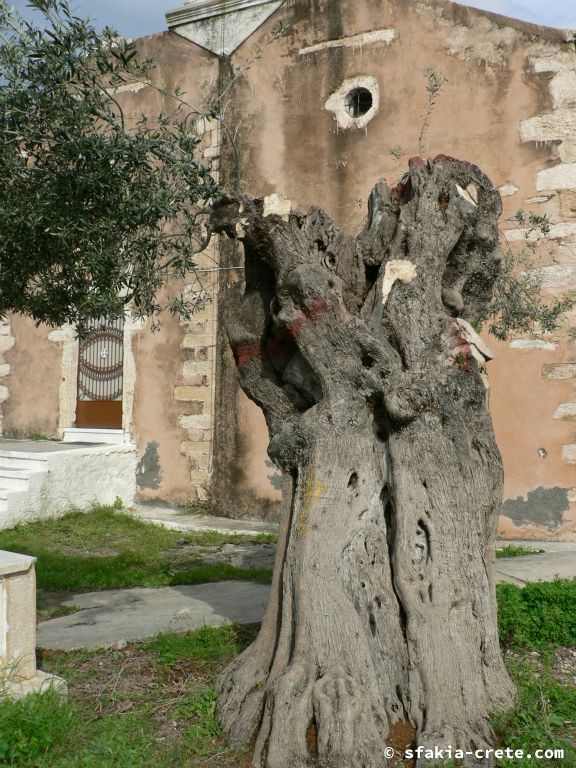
[298, 468, 327, 534]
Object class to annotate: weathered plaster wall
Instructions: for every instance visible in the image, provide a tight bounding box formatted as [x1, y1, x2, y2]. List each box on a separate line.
[114, 33, 221, 504]
[210, 0, 576, 535]
[2, 316, 61, 438]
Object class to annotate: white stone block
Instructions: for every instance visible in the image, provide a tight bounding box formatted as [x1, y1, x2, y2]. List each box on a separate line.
[178, 414, 212, 430]
[536, 163, 576, 191]
[0, 551, 66, 700]
[562, 444, 576, 464]
[550, 70, 576, 110]
[526, 264, 576, 289]
[559, 142, 576, 163]
[498, 183, 518, 197]
[520, 111, 576, 144]
[509, 339, 557, 351]
[554, 403, 576, 420]
[299, 28, 396, 56]
[0, 336, 14, 353]
[505, 221, 576, 242]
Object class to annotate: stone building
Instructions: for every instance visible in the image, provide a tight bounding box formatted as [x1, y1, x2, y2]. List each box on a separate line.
[2, 0, 576, 539]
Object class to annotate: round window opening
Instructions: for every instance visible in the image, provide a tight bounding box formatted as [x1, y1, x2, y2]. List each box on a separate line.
[344, 87, 373, 118]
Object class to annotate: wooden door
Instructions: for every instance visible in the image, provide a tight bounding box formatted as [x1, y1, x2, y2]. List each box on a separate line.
[76, 317, 124, 429]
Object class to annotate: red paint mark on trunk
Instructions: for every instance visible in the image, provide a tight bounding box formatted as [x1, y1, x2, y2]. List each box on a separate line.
[287, 298, 331, 338]
[233, 342, 261, 367]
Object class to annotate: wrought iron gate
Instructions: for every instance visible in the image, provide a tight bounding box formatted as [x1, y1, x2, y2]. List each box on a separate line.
[75, 317, 124, 429]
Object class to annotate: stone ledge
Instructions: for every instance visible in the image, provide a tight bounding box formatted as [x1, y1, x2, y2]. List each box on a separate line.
[167, 0, 278, 26]
[0, 550, 36, 577]
[1, 670, 67, 701]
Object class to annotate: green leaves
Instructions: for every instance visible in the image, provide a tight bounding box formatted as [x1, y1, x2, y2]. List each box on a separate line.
[481, 212, 576, 340]
[0, 0, 220, 327]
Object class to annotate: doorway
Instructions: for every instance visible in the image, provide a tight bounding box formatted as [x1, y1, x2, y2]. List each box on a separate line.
[75, 317, 124, 429]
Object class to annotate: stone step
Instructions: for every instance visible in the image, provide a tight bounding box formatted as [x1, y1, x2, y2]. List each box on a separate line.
[62, 428, 125, 445]
[0, 467, 30, 491]
[0, 453, 49, 471]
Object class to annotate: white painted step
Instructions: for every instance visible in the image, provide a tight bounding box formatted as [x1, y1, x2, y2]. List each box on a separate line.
[0, 467, 31, 491]
[62, 428, 125, 445]
[0, 454, 49, 471]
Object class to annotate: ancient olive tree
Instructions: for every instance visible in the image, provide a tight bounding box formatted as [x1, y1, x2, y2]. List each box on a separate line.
[210, 156, 518, 766]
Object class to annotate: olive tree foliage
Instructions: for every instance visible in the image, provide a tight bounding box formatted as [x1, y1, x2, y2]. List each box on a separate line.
[0, 0, 219, 329]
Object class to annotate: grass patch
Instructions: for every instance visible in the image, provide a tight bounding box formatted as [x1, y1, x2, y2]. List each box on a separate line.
[496, 545, 545, 558]
[0, 505, 273, 593]
[0, 624, 255, 767]
[497, 578, 576, 649]
[2, 577, 576, 767]
[493, 658, 576, 767]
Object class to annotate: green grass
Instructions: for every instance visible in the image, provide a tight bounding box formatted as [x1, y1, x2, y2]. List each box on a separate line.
[493, 577, 576, 767]
[1, 578, 576, 767]
[493, 659, 576, 767]
[496, 545, 545, 558]
[0, 624, 254, 768]
[496, 578, 576, 649]
[0, 504, 273, 592]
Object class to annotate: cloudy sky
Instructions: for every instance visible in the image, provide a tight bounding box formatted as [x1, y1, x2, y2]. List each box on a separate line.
[10, 0, 576, 39]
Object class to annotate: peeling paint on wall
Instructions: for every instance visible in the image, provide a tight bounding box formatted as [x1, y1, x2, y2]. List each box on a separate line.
[501, 486, 569, 529]
[265, 459, 282, 491]
[137, 441, 161, 490]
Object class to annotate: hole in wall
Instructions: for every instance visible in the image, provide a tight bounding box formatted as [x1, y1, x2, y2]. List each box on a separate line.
[325, 75, 379, 130]
[344, 87, 373, 118]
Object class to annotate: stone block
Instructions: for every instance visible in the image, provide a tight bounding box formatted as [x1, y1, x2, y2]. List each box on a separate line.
[542, 363, 576, 379]
[510, 339, 557, 351]
[178, 414, 212, 430]
[0, 551, 66, 700]
[183, 320, 207, 335]
[181, 373, 209, 387]
[554, 403, 576, 420]
[562, 444, 576, 464]
[560, 191, 576, 218]
[536, 163, 576, 191]
[520, 111, 576, 144]
[174, 386, 210, 403]
[186, 429, 206, 442]
[505, 220, 576, 242]
[528, 264, 576, 289]
[559, 142, 576, 163]
[181, 360, 210, 377]
[0, 336, 15, 354]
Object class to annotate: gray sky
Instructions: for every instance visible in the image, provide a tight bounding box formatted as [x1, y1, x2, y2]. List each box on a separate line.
[10, 0, 576, 39]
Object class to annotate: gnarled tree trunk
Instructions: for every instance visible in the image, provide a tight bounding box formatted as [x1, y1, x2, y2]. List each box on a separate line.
[210, 156, 515, 768]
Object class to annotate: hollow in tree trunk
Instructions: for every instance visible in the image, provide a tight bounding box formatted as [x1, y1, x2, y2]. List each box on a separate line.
[209, 156, 515, 767]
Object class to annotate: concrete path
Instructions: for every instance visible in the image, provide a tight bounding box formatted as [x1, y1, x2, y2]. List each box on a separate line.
[37, 581, 271, 651]
[35, 532, 576, 651]
[495, 540, 576, 586]
[128, 504, 279, 537]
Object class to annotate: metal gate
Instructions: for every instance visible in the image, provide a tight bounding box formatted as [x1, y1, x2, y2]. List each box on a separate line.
[75, 317, 124, 429]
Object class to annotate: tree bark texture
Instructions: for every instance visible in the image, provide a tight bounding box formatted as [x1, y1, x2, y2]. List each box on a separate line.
[209, 156, 515, 767]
